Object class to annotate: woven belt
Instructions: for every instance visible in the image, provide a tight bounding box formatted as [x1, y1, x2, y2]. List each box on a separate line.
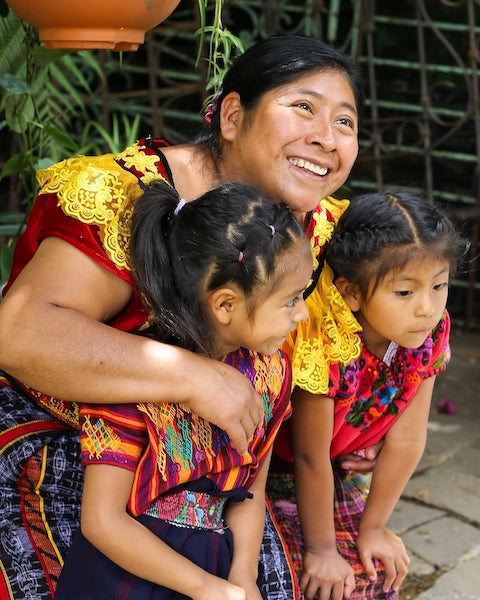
[143, 489, 227, 530]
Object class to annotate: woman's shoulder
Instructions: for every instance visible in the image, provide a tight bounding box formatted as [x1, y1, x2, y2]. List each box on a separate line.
[33, 138, 173, 271]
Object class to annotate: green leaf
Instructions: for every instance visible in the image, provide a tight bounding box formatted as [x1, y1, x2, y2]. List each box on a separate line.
[0, 73, 32, 94]
[0, 244, 13, 292]
[0, 152, 30, 180]
[43, 124, 80, 152]
[4, 93, 35, 133]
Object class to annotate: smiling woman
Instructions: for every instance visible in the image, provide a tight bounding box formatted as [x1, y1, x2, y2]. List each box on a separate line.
[0, 35, 363, 600]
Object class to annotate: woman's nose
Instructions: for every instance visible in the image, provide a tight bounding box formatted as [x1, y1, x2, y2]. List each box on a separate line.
[305, 121, 336, 152]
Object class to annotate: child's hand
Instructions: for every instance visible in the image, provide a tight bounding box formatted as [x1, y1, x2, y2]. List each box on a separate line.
[229, 576, 263, 600]
[300, 548, 355, 600]
[196, 577, 246, 600]
[357, 526, 410, 593]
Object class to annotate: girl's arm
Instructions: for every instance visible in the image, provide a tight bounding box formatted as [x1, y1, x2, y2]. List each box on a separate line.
[291, 388, 355, 600]
[226, 452, 272, 600]
[81, 463, 246, 600]
[357, 376, 436, 593]
[0, 237, 262, 454]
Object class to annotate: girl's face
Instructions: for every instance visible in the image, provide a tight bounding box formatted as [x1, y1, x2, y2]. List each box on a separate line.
[216, 239, 312, 357]
[353, 255, 450, 358]
[221, 69, 359, 220]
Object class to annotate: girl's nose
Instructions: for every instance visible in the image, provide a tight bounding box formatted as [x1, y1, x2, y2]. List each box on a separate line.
[294, 299, 309, 323]
[416, 293, 435, 317]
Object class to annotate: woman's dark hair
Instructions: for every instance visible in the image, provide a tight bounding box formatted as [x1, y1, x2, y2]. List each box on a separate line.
[196, 34, 364, 155]
[129, 180, 308, 356]
[325, 191, 462, 300]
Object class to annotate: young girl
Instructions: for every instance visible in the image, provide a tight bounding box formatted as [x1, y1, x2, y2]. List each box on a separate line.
[55, 180, 313, 600]
[273, 191, 461, 600]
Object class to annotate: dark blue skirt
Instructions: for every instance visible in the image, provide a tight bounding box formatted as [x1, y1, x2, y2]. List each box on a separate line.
[56, 514, 234, 599]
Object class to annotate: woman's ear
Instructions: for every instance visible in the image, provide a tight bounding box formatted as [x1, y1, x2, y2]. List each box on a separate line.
[207, 287, 242, 325]
[334, 277, 362, 312]
[219, 91, 242, 142]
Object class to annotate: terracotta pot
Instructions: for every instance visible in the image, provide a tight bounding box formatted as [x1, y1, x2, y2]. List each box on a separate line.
[5, 0, 181, 50]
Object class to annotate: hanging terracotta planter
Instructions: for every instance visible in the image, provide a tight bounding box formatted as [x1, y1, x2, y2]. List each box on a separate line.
[5, 0, 181, 50]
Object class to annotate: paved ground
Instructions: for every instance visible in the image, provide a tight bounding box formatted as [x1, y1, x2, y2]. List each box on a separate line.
[388, 326, 480, 599]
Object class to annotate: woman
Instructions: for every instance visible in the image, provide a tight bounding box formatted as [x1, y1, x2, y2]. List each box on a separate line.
[0, 34, 362, 599]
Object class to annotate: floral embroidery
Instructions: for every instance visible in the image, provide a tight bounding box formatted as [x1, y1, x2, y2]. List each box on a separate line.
[333, 314, 450, 434]
[36, 139, 169, 270]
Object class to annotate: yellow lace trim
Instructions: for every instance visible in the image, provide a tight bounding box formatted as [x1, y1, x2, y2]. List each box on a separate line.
[284, 263, 362, 394]
[36, 142, 168, 270]
[309, 197, 350, 276]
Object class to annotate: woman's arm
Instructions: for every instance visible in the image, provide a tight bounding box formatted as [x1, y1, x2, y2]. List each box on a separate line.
[0, 237, 262, 454]
[357, 376, 436, 592]
[81, 463, 246, 600]
[226, 452, 271, 599]
[291, 388, 355, 600]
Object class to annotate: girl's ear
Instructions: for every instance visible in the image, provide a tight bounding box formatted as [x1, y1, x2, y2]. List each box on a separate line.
[334, 277, 362, 312]
[219, 92, 243, 142]
[207, 287, 242, 325]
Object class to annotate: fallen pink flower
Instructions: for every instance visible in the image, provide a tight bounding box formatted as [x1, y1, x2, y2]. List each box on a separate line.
[436, 397, 457, 415]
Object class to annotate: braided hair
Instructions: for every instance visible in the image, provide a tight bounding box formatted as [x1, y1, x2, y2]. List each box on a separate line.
[325, 191, 461, 300]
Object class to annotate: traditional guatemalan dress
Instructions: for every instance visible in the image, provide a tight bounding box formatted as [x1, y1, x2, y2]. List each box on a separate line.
[0, 138, 359, 600]
[55, 347, 292, 599]
[271, 301, 451, 600]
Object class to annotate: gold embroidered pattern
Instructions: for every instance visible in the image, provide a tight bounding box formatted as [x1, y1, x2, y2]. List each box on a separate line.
[36, 142, 168, 270]
[82, 416, 122, 459]
[21, 384, 80, 427]
[309, 197, 350, 276]
[285, 263, 362, 394]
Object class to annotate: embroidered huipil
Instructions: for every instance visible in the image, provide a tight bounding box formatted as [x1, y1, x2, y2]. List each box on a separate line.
[79, 347, 292, 516]
[4, 138, 359, 428]
[329, 312, 451, 458]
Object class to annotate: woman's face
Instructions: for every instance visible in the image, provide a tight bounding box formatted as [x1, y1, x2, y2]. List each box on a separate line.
[221, 69, 359, 219]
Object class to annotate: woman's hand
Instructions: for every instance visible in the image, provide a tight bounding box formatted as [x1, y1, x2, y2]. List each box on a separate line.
[0, 237, 263, 454]
[357, 526, 409, 593]
[187, 355, 264, 455]
[300, 547, 355, 600]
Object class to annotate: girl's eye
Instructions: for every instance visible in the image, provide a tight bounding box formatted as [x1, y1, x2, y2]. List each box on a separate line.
[395, 290, 412, 297]
[286, 295, 302, 308]
[434, 281, 449, 291]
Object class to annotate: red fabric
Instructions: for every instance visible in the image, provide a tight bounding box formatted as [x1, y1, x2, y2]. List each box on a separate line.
[79, 348, 293, 516]
[275, 312, 450, 462]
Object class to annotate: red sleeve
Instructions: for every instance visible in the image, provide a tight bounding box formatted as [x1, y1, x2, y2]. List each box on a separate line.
[4, 193, 135, 292]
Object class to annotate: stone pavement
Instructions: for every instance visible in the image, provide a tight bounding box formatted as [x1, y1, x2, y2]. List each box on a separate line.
[388, 327, 480, 599]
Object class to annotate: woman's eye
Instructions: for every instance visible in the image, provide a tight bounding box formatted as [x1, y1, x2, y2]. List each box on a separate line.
[294, 102, 312, 112]
[336, 117, 356, 129]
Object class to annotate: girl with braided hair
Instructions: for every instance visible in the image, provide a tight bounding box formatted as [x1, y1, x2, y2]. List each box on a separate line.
[273, 191, 461, 600]
[55, 180, 313, 600]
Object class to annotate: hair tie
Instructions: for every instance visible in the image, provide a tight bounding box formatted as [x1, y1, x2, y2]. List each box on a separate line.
[204, 86, 223, 126]
[268, 225, 275, 236]
[174, 198, 186, 216]
[237, 250, 244, 262]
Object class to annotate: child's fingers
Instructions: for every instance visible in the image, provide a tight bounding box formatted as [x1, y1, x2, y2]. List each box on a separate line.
[343, 571, 356, 598]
